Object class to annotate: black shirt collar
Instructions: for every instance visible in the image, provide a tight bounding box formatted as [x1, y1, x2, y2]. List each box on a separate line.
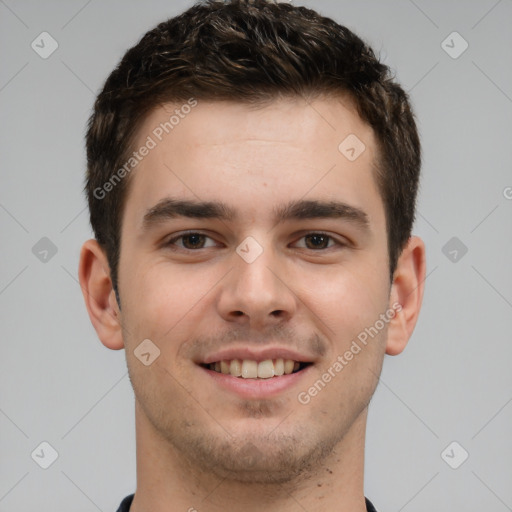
[117, 494, 379, 511]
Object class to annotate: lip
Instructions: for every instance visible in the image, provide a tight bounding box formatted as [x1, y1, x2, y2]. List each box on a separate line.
[199, 346, 315, 365]
[199, 364, 313, 400]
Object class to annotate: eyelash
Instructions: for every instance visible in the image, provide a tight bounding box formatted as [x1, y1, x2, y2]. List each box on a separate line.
[165, 231, 345, 251]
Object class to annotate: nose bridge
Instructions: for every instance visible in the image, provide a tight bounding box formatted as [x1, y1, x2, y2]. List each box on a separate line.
[217, 237, 296, 324]
[239, 249, 276, 293]
[235, 240, 281, 300]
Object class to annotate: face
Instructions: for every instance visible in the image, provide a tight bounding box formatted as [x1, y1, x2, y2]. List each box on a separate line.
[116, 96, 393, 483]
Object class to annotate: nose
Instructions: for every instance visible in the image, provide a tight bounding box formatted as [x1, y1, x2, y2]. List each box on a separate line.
[216, 244, 297, 329]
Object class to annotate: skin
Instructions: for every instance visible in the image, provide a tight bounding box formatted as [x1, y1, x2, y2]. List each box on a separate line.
[79, 96, 426, 512]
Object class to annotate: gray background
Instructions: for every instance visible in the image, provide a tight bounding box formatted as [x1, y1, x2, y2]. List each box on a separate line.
[1, 0, 511, 510]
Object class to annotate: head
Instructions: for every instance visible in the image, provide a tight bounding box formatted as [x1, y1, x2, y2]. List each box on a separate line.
[80, 0, 425, 484]
[85, 0, 421, 295]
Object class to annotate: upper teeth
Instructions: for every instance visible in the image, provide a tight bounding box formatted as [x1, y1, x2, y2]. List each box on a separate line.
[209, 359, 301, 379]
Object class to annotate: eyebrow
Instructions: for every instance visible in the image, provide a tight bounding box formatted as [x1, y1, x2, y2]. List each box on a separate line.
[142, 198, 370, 230]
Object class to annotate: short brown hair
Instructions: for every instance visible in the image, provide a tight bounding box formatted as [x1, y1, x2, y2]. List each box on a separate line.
[85, 0, 421, 296]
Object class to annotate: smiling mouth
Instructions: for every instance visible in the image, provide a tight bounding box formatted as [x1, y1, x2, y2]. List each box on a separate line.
[201, 359, 312, 379]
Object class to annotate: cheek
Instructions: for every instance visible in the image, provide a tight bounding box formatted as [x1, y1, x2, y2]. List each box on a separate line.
[120, 260, 221, 344]
[294, 262, 389, 341]
[305, 268, 389, 408]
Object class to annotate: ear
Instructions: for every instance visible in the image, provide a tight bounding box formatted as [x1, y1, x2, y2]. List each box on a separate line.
[78, 239, 124, 350]
[385, 236, 426, 356]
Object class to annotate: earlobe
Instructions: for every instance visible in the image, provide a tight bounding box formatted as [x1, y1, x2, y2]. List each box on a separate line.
[385, 236, 426, 356]
[78, 239, 124, 350]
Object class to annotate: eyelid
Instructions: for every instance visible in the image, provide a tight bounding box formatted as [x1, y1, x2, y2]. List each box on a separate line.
[290, 231, 347, 249]
[164, 230, 348, 251]
[165, 230, 220, 249]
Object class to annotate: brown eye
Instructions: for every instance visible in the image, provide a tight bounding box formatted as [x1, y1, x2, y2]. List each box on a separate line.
[167, 232, 217, 250]
[304, 234, 331, 249]
[293, 233, 341, 250]
[181, 233, 206, 249]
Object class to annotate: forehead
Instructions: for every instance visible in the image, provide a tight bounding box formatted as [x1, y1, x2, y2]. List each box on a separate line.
[122, 96, 384, 230]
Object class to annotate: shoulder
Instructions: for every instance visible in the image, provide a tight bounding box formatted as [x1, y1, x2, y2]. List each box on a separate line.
[115, 494, 134, 512]
[365, 497, 379, 512]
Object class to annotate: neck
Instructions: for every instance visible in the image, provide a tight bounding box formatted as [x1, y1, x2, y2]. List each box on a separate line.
[130, 401, 369, 512]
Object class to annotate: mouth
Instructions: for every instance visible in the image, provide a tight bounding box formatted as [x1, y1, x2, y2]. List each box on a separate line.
[200, 358, 313, 379]
[196, 347, 317, 399]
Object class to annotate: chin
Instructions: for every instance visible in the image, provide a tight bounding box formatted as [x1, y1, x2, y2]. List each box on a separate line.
[180, 429, 336, 485]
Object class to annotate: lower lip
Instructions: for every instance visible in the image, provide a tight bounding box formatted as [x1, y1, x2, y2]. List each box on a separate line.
[200, 365, 312, 400]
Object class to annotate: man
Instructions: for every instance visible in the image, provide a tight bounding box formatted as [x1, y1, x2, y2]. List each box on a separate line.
[79, 1, 426, 510]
